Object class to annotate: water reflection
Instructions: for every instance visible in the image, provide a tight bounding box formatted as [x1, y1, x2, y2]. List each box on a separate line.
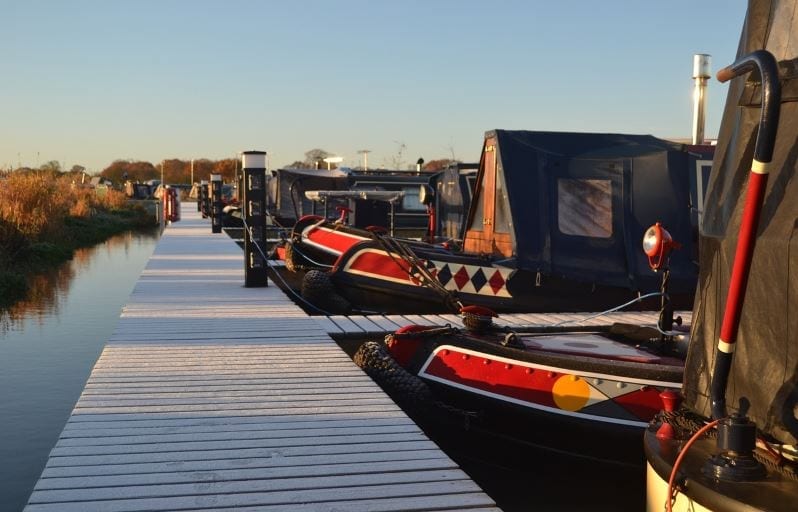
[0, 228, 159, 334]
[0, 228, 159, 512]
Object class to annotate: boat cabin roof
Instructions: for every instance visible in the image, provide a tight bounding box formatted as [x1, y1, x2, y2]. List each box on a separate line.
[462, 129, 711, 292]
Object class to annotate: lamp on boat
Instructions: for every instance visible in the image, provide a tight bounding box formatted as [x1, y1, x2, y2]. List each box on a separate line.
[419, 184, 434, 206]
[643, 222, 683, 336]
[643, 222, 680, 271]
[419, 184, 435, 241]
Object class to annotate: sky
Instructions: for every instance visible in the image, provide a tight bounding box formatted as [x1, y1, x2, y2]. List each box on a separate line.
[1, 0, 748, 174]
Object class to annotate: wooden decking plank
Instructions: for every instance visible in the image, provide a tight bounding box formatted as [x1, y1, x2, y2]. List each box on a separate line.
[344, 315, 386, 333]
[56, 423, 421, 447]
[395, 314, 438, 326]
[81, 377, 373, 392]
[44, 439, 440, 467]
[49, 431, 430, 458]
[58, 416, 415, 439]
[359, 315, 400, 331]
[328, 315, 366, 333]
[176, 495, 498, 512]
[31, 469, 472, 503]
[79, 383, 377, 398]
[437, 313, 466, 327]
[66, 405, 407, 424]
[34, 457, 456, 490]
[26, 480, 484, 512]
[311, 315, 344, 333]
[41, 448, 447, 479]
[417, 314, 451, 328]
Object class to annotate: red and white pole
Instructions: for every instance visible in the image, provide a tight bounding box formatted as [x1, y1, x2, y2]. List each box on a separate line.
[711, 50, 781, 419]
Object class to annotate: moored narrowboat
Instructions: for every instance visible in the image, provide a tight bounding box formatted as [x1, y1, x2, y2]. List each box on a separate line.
[288, 130, 713, 315]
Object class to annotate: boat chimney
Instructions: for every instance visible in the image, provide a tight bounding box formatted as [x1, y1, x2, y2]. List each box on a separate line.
[692, 54, 711, 145]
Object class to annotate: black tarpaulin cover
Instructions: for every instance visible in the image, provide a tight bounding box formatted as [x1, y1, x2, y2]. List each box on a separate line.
[484, 130, 704, 293]
[682, 0, 798, 444]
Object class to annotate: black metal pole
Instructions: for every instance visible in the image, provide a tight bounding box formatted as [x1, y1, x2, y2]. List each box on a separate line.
[242, 151, 268, 287]
[196, 182, 202, 212]
[200, 180, 209, 218]
[210, 174, 223, 233]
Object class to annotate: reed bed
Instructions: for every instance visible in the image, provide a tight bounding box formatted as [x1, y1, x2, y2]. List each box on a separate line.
[0, 170, 151, 307]
[0, 171, 128, 241]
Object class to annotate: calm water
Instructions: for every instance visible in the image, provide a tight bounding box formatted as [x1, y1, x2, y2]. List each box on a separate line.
[0, 229, 159, 512]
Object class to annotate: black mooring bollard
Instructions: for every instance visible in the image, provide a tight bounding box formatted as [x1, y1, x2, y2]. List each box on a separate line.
[242, 151, 268, 287]
[199, 180, 209, 218]
[210, 174, 223, 234]
[196, 182, 202, 212]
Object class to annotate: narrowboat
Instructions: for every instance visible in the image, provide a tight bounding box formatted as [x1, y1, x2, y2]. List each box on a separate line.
[645, 2, 798, 510]
[287, 131, 713, 315]
[354, 224, 691, 467]
[268, 166, 442, 237]
[224, 165, 442, 248]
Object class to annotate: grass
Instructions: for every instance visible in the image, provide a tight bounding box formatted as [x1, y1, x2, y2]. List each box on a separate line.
[0, 170, 156, 308]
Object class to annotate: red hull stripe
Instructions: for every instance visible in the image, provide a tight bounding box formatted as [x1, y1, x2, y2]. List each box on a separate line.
[344, 249, 415, 283]
[302, 226, 369, 256]
[419, 345, 678, 427]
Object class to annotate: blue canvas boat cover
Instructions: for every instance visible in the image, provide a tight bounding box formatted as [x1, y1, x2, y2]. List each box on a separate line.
[467, 129, 711, 294]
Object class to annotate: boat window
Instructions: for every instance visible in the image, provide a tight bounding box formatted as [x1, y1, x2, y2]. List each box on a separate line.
[402, 187, 425, 211]
[465, 175, 477, 201]
[494, 165, 511, 234]
[470, 175, 485, 230]
[557, 179, 612, 238]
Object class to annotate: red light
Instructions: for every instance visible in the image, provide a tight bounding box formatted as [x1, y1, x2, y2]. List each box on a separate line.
[642, 222, 680, 270]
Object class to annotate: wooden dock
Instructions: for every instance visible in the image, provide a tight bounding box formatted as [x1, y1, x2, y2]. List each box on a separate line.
[313, 310, 691, 337]
[25, 208, 499, 512]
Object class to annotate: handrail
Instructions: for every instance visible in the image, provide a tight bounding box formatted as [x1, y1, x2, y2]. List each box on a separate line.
[710, 49, 781, 419]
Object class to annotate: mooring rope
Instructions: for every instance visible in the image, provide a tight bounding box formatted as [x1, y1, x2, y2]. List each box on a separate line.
[371, 232, 462, 312]
[239, 216, 336, 316]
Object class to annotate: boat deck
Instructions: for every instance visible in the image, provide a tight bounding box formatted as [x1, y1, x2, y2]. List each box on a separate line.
[25, 208, 499, 512]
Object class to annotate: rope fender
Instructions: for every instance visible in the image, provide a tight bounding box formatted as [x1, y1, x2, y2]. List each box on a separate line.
[354, 339, 479, 423]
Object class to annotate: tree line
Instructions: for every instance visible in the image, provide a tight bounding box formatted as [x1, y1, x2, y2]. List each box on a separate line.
[3, 151, 462, 187]
[99, 158, 238, 185]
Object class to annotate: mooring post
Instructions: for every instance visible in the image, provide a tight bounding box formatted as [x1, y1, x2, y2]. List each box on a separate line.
[164, 185, 173, 224]
[200, 180, 209, 218]
[210, 174, 223, 233]
[242, 151, 268, 287]
[196, 181, 202, 212]
[203, 181, 211, 218]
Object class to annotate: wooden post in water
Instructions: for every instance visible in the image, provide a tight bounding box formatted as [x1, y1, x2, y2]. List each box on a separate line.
[199, 180, 209, 218]
[242, 151, 268, 287]
[210, 174, 223, 233]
